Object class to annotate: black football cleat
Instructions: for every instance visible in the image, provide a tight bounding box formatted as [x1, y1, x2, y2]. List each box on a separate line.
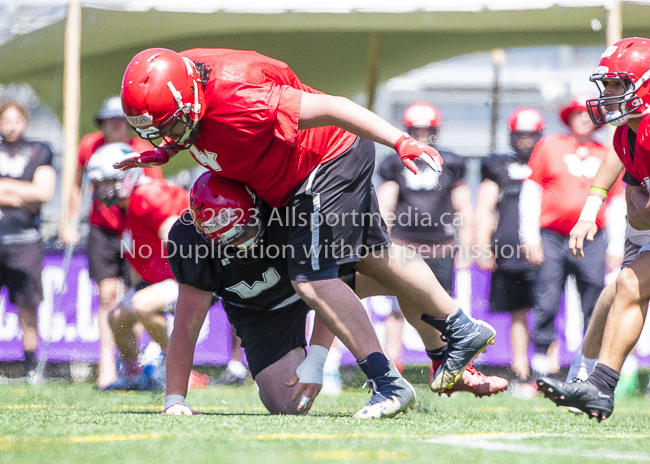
[536, 377, 614, 423]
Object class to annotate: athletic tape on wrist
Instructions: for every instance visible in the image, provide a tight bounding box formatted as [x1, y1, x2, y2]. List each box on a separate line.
[578, 195, 604, 222]
[296, 345, 328, 385]
[164, 394, 188, 411]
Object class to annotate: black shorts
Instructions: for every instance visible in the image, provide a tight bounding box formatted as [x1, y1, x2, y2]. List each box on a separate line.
[287, 137, 390, 281]
[87, 225, 130, 284]
[0, 240, 43, 307]
[224, 300, 309, 379]
[489, 268, 535, 314]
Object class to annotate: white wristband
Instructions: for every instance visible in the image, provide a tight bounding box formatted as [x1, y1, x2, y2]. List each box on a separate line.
[578, 195, 604, 223]
[164, 394, 188, 411]
[295, 345, 328, 385]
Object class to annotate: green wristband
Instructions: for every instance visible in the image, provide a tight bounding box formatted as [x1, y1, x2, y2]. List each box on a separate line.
[589, 187, 609, 196]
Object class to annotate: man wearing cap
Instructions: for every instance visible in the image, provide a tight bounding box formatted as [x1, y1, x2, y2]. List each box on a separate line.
[518, 95, 622, 379]
[62, 96, 162, 388]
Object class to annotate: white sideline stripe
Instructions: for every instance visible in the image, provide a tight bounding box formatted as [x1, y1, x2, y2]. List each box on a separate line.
[425, 433, 650, 461]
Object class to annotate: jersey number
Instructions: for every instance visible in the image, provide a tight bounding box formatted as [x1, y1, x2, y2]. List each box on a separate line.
[225, 267, 281, 299]
[190, 146, 222, 172]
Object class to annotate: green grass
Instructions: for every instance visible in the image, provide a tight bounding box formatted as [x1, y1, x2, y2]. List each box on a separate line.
[1, 378, 649, 464]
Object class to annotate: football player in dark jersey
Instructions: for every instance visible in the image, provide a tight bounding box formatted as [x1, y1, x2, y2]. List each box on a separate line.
[0, 100, 55, 382]
[537, 37, 650, 421]
[475, 107, 544, 389]
[164, 172, 416, 418]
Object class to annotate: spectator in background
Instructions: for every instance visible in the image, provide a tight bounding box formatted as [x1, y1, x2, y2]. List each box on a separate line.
[475, 107, 545, 391]
[518, 95, 623, 380]
[377, 102, 506, 396]
[0, 100, 56, 380]
[61, 96, 162, 388]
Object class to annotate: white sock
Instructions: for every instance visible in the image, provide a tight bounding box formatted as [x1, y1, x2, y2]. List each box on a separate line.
[227, 359, 247, 377]
[530, 353, 549, 376]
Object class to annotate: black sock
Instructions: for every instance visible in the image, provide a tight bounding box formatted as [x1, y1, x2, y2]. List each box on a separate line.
[426, 347, 446, 362]
[588, 364, 620, 395]
[24, 351, 37, 374]
[358, 352, 390, 379]
[421, 315, 449, 333]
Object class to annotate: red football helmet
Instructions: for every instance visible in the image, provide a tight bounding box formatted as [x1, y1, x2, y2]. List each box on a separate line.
[402, 102, 442, 145]
[121, 48, 206, 150]
[508, 106, 545, 161]
[189, 171, 262, 249]
[587, 37, 650, 126]
[507, 107, 545, 133]
[507, 107, 545, 160]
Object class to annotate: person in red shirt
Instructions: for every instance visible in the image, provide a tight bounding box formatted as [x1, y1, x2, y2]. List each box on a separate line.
[62, 96, 163, 388]
[115, 48, 498, 407]
[85, 142, 190, 391]
[518, 95, 620, 380]
[538, 37, 650, 421]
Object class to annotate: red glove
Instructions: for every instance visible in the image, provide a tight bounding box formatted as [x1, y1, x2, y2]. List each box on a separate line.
[113, 149, 171, 171]
[394, 133, 443, 175]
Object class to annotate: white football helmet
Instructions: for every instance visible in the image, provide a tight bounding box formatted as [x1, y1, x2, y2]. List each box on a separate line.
[86, 143, 143, 206]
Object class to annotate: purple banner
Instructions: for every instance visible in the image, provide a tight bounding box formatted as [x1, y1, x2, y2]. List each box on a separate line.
[2, 253, 650, 368]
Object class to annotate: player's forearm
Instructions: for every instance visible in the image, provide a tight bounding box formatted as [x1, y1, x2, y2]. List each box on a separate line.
[627, 187, 650, 230]
[166, 285, 212, 396]
[592, 146, 624, 192]
[298, 93, 403, 148]
[166, 325, 198, 397]
[309, 312, 335, 350]
[0, 176, 54, 204]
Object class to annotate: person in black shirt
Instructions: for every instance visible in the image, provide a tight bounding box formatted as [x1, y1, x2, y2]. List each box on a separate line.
[0, 100, 56, 380]
[475, 107, 544, 385]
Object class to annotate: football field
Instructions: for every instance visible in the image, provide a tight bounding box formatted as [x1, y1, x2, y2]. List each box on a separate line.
[1, 376, 650, 464]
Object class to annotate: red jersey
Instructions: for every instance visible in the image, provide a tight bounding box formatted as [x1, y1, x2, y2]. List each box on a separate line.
[528, 133, 609, 236]
[119, 179, 188, 283]
[614, 114, 650, 191]
[78, 132, 163, 231]
[180, 49, 357, 208]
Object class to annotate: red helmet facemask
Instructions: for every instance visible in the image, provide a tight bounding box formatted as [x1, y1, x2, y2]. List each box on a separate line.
[121, 48, 206, 150]
[586, 37, 650, 126]
[189, 172, 263, 250]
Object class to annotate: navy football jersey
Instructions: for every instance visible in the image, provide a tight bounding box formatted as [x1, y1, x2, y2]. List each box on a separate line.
[480, 153, 532, 271]
[168, 210, 300, 313]
[378, 149, 466, 243]
[0, 139, 53, 240]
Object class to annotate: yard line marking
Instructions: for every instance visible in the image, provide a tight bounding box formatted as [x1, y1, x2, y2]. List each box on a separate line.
[245, 433, 438, 440]
[312, 450, 410, 460]
[0, 433, 168, 451]
[0, 404, 79, 410]
[425, 432, 650, 461]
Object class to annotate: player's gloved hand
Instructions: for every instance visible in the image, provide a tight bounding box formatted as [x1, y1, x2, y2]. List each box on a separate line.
[113, 149, 171, 170]
[395, 133, 443, 175]
[285, 345, 328, 413]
